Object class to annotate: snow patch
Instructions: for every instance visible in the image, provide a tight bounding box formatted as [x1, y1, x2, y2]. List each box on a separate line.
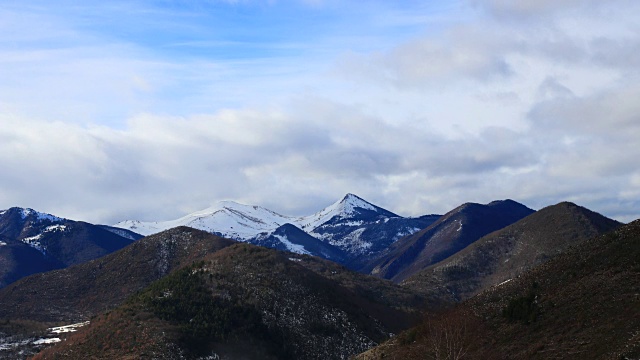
[273, 234, 311, 255]
[32, 338, 61, 345]
[0, 241, 6, 246]
[18, 208, 64, 222]
[48, 321, 90, 334]
[497, 279, 512, 286]
[45, 224, 67, 232]
[21, 224, 68, 254]
[21, 234, 45, 254]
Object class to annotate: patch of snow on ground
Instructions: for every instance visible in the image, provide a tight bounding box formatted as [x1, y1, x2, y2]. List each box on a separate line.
[18, 208, 63, 222]
[288, 257, 302, 262]
[0, 339, 31, 351]
[0, 241, 6, 246]
[322, 228, 372, 254]
[273, 234, 311, 255]
[19, 208, 34, 219]
[497, 279, 512, 286]
[32, 338, 61, 345]
[48, 321, 90, 334]
[36, 212, 64, 222]
[45, 224, 67, 232]
[21, 234, 45, 253]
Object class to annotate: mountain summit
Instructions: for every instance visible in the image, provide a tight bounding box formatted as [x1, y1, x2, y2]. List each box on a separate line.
[297, 193, 399, 232]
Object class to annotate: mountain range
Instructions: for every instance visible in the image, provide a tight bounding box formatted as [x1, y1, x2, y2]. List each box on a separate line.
[114, 193, 441, 268]
[402, 201, 621, 303]
[0, 195, 635, 359]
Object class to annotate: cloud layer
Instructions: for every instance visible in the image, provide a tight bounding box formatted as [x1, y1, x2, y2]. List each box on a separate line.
[0, 0, 639, 224]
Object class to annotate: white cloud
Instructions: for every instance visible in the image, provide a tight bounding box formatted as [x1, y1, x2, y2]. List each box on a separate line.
[0, 0, 639, 225]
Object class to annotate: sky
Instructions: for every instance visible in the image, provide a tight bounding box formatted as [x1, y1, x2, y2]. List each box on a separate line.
[1, 0, 639, 224]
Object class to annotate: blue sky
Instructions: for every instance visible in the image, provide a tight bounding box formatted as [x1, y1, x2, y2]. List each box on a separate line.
[1, 0, 639, 224]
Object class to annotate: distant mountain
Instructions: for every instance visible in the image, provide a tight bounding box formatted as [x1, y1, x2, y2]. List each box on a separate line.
[115, 201, 291, 238]
[301, 194, 440, 267]
[403, 202, 622, 303]
[114, 194, 440, 266]
[0, 207, 137, 288]
[32, 242, 423, 360]
[0, 227, 235, 323]
[364, 200, 535, 282]
[356, 218, 640, 360]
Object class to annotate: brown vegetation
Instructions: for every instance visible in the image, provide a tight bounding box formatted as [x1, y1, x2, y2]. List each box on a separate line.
[355, 219, 640, 360]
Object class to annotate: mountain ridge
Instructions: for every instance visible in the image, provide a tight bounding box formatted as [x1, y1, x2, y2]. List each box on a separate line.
[0, 207, 137, 288]
[402, 201, 622, 303]
[113, 194, 442, 266]
[364, 199, 535, 282]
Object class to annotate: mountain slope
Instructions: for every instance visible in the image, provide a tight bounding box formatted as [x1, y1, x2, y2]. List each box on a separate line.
[251, 223, 347, 262]
[0, 207, 136, 288]
[403, 202, 622, 303]
[0, 227, 235, 322]
[365, 200, 535, 282]
[33, 243, 422, 360]
[303, 194, 440, 264]
[114, 194, 440, 265]
[356, 219, 640, 360]
[115, 201, 292, 238]
[0, 234, 63, 288]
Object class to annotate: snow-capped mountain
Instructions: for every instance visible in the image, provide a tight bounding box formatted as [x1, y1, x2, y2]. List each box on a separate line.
[114, 194, 441, 267]
[0, 207, 139, 288]
[115, 201, 292, 239]
[301, 194, 440, 265]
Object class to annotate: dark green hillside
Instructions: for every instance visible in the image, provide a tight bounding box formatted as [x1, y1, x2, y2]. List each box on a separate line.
[356, 219, 640, 360]
[34, 243, 422, 360]
[0, 227, 235, 322]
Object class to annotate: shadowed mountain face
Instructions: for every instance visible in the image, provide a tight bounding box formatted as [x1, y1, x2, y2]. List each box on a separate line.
[0, 227, 235, 322]
[356, 219, 640, 360]
[0, 207, 138, 288]
[0, 234, 64, 288]
[402, 202, 622, 303]
[365, 200, 535, 282]
[31, 243, 423, 360]
[250, 223, 348, 263]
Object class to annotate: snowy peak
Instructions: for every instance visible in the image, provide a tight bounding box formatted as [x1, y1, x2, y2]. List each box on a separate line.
[297, 193, 398, 232]
[1, 207, 64, 223]
[114, 200, 293, 239]
[336, 193, 378, 216]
